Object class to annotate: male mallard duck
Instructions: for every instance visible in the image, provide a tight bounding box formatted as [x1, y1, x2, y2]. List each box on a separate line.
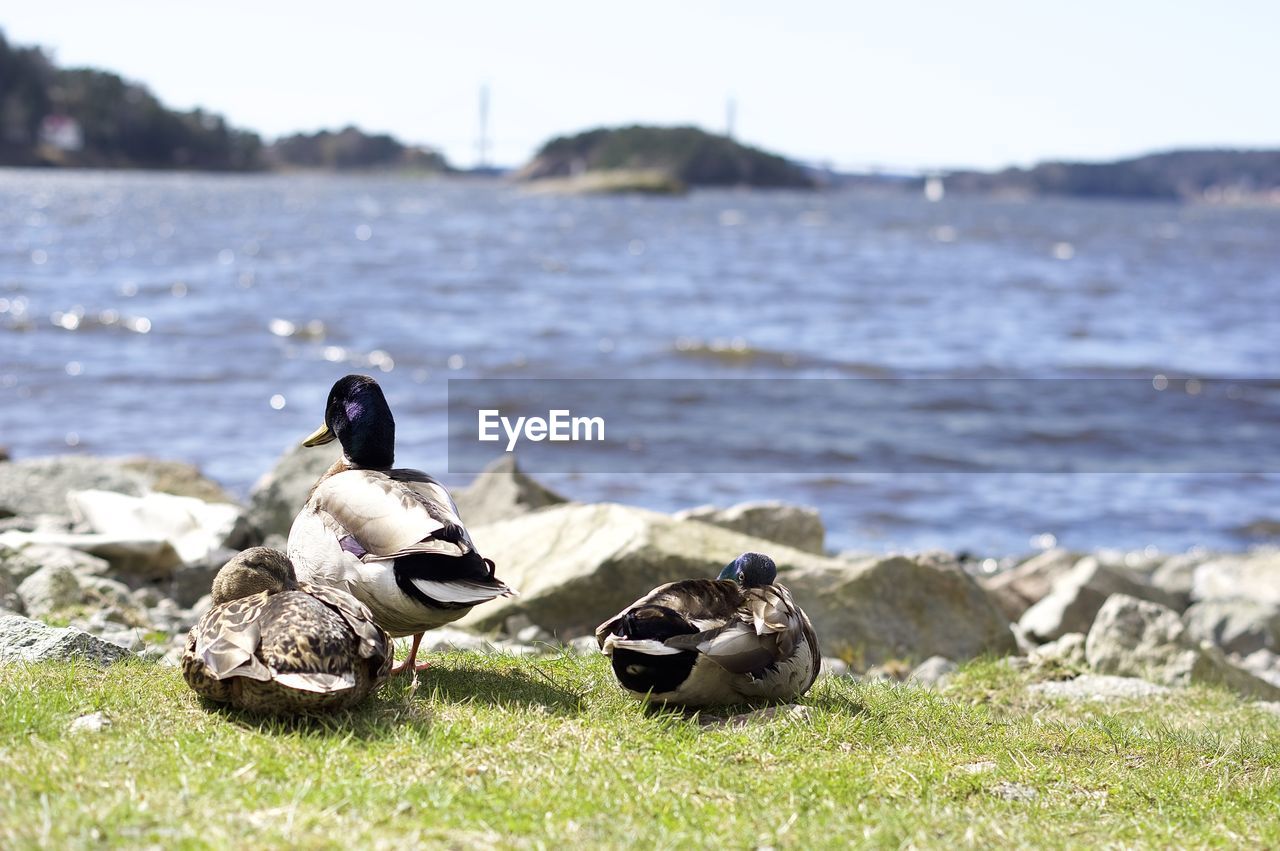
[595, 552, 820, 707]
[287, 374, 514, 681]
[181, 547, 393, 714]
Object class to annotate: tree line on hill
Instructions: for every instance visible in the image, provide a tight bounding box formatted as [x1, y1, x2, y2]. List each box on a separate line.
[0, 30, 448, 172]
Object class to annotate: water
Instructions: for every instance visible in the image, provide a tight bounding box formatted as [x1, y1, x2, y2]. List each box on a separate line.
[2, 169, 1279, 556]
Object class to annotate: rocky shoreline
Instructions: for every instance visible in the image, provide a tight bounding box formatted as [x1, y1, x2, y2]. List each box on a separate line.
[1, 449, 1278, 707]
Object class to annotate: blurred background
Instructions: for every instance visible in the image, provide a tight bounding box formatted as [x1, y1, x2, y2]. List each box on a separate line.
[1, 2, 1278, 556]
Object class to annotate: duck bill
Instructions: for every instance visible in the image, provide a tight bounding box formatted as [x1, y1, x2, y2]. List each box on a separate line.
[301, 423, 336, 447]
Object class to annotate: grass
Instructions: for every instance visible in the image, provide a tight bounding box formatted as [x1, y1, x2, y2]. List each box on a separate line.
[1, 653, 1279, 849]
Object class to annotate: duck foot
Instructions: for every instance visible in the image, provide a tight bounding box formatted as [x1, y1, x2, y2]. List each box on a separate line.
[390, 633, 431, 687]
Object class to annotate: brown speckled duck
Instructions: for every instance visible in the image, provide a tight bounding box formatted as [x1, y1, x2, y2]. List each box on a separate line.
[596, 552, 821, 707]
[182, 547, 392, 714]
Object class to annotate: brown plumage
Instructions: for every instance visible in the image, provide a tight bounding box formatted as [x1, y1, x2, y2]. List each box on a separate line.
[182, 547, 392, 715]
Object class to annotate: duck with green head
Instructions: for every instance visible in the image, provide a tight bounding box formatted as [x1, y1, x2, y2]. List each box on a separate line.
[287, 374, 514, 683]
[595, 552, 821, 707]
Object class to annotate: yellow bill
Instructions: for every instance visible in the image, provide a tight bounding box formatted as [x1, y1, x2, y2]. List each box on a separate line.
[301, 423, 336, 447]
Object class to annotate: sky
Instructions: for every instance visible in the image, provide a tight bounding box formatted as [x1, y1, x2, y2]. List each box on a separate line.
[3, 1, 1278, 172]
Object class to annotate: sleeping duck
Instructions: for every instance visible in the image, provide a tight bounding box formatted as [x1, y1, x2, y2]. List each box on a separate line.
[181, 547, 393, 714]
[595, 552, 820, 707]
[287, 374, 514, 682]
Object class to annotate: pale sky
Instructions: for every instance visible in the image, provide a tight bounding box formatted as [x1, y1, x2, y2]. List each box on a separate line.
[4, 1, 1277, 171]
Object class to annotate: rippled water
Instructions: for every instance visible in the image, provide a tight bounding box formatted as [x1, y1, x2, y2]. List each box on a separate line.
[2, 169, 1278, 555]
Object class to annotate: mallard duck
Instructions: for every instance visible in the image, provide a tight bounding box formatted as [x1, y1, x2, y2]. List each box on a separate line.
[181, 547, 392, 714]
[287, 374, 514, 681]
[595, 552, 821, 707]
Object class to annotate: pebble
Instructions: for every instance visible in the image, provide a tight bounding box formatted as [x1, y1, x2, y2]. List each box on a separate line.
[69, 711, 111, 733]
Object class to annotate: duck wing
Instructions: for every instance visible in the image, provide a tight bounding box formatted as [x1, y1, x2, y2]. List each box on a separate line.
[301, 581, 394, 669]
[663, 583, 816, 677]
[312, 468, 474, 559]
[191, 592, 273, 682]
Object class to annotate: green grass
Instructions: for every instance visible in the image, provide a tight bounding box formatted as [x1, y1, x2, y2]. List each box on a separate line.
[1, 654, 1278, 849]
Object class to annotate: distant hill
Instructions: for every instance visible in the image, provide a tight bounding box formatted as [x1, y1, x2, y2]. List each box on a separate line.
[266, 127, 450, 172]
[943, 149, 1280, 202]
[0, 30, 262, 170]
[0, 30, 449, 173]
[518, 125, 815, 190]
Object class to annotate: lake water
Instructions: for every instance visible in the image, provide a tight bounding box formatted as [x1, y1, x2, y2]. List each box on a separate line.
[2, 169, 1278, 556]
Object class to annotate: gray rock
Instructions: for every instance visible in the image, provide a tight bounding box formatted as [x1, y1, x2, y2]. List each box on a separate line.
[980, 548, 1081, 622]
[1253, 701, 1280, 719]
[1018, 557, 1184, 643]
[0, 532, 180, 579]
[0, 567, 21, 614]
[236, 441, 344, 545]
[1027, 675, 1171, 701]
[1191, 550, 1280, 605]
[66, 489, 239, 566]
[459, 503, 1016, 668]
[820, 656, 850, 678]
[1029, 632, 1088, 668]
[566, 635, 601, 655]
[0, 614, 132, 664]
[1183, 598, 1280, 656]
[992, 782, 1038, 802]
[674, 501, 826, 555]
[416, 628, 496, 654]
[159, 547, 235, 607]
[1148, 550, 1215, 601]
[452, 455, 568, 527]
[68, 711, 112, 733]
[908, 656, 958, 687]
[17, 564, 83, 618]
[0, 456, 148, 519]
[0, 544, 110, 583]
[1085, 594, 1280, 700]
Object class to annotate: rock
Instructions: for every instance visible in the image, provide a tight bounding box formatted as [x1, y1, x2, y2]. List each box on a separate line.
[1148, 550, 1214, 601]
[1028, 674, 1171, 701]
[674, 501, 825, 555]
[68, 711, 112, 733]
[820, 656, 850, 678]
[16, 564, 83, 618]
[1191, 550, 1280, 605]
[1238, 651, 1280, 688]
[0, 531, 181, 578]
[452, 456, 568, 527]
[417, 628, 496, 654]
[0, 567, 21, 614]
[156, 547, 235, 608]
[1029, 632, 1088, 668]
[980, 549, 1081, 622]
[237, 441, 343, 544]
[908, 656, 958, 687]
[1018, 557, 1184, 643]
[117, 458, 238, 505]
[992, 782, 1037, 802]
[460, 503, 1016, 667]
[0, 456, 149, 519]
[1254, 701, 1280, 718]
[1183, 598, 1280, 656]
[1085, 594, 1280, 700]
[516, 624, 553, 644]
[67, 489, 239, 566]
[0, 543, 110, 583]
[0, 614, 132, 664]
[567, 635, 601, 655]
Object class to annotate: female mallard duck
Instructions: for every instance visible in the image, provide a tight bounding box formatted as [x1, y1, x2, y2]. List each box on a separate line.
[181, 547, 393, 714]
[595, 552, 820, 707]
[287, 374, 514, 681]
